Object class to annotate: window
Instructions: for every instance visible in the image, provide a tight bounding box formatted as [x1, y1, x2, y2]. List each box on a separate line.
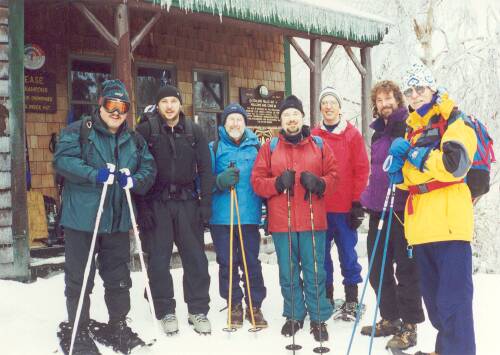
[136, 64, 176, 114]
[69, 57, 112, 121]
[192, 70, 228, 142]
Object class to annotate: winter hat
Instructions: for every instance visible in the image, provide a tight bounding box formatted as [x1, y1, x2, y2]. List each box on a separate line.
[221, 103, 248, 126]
[155, 84, 183, 104]
[401, 61, 437, 93]
[101, 79, 130, 103]
[279, 95, 304, 118]
[319, 86, 342, 108]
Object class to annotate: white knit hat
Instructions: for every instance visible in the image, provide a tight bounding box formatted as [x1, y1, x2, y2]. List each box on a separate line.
[319, 86, 342, 108]
[401, 61, 437, 92]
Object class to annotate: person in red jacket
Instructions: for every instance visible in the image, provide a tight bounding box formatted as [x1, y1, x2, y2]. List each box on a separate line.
[311, 86, 369, 321]
[251, 95, 338, 342]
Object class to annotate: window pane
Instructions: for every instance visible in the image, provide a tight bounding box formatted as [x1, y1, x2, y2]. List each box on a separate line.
[196, 112, 218, 142]
[193, 72, 224, 111]
[71, 104, 97, 122]
[136, 67, 175, 109]
[71, 59, 111, 102]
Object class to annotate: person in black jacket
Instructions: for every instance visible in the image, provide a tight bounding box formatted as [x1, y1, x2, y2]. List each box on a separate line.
[135, 85, 214, 335]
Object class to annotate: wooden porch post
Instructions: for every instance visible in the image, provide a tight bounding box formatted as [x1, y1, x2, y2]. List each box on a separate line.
[114, 4, 133, 127]
[309, 39, 322, 127]
[360, 47, 372, 144]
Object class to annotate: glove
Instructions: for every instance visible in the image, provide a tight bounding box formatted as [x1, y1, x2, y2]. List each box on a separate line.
[215, 167, 240, 190]
[117, 169, 134, 189]
[407, 146, 432, 171]
[300, 171, 326, 199]
[138, 203, 155, 231]
[275, 169, 296, 194]
[348, 201, 365, 230]
[383, 155, 405, 184]
[96, 167, 113, 184]
[199, 204, 212, 228]
[388, 137, 411, 160]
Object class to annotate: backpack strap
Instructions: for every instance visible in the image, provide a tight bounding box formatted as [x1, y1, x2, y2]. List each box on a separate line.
[79, 115, 93, 146]
[270, 137, 279, 153]
[311, 135, 323, 150]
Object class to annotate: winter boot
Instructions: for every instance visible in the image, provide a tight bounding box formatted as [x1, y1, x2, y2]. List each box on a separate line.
[361, 318, 402, 337]
[57, 321, 101, 355]
[386, 323, 417, 350]
[105, 319, 145, 354]
[188, 313, 212, 335]
[228, 303, 244, 329]
[281, 319, 304, 337]
[160, 313, 179, 335]
[310, 321, 329, 342]
[245, 306, 268, 328]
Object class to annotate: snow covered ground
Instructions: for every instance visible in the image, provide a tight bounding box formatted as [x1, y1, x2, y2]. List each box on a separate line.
[0, 247, 498, 355]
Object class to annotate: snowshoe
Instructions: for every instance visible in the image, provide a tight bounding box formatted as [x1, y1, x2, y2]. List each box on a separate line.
[88, 319, 153, 354]
[361, 318, 402, 337]
[281, 319, 304, 337]
[188, 313, 212, 335]
[57, 321, 101, 355]
[333, 300, 366, 321]
[160, 313, 179, 335]
[310, 321, 329, 342]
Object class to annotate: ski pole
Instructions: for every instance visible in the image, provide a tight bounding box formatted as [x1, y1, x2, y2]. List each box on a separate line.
[308, 192, 330, 354]
[233, 188, 262, 332]
[69, 163, 115, 355]
[346, 173, 396, 355]
[368, 182, 397, 355]
[120, 168, 161, 340]
[223, 185, 237, 332]
[285, 189, 302, 352]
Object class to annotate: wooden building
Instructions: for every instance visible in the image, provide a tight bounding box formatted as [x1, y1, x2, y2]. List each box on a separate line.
[0, 0, 388, 280]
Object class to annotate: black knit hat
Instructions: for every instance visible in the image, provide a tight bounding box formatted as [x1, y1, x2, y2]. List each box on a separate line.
[221, 103, 248, 126]
[156, 84, 182, 104]
[279, 95, 304, 118]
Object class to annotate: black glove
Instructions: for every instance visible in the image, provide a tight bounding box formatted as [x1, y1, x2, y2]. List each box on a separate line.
[300, 171, 326, 199]
[275, 169, 296, 194]
[215, 167, 240, 190]
[137, 203, 155, 232]
[348, 201, 364, 230]
[199, 204, 212, 228]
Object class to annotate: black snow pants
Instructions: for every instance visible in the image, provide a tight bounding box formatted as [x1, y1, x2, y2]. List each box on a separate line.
[366, 211, 425, 324]
[144, 198, 210, 319]
[64, 228, 131, 327]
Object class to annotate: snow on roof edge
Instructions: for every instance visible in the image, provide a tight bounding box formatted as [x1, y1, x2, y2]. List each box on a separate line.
[159, 0, 391, 43]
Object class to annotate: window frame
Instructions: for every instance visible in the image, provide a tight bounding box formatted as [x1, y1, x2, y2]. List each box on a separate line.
[134, 61, 177, 113]
[192, 68, 229, 120]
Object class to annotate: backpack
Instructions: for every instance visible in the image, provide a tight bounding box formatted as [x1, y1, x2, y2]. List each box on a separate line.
[407, 111, 495, 199]
[49, 116, 144, 193]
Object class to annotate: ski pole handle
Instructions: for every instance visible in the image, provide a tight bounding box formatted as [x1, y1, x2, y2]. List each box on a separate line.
[104, 163, 116, 185]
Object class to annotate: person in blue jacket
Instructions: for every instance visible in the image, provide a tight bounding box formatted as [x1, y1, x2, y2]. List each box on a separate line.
[53, 80, 156, 355]
[209, 103, 267, 329]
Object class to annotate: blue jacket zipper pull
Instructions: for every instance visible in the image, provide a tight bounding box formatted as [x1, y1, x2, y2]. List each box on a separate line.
[407, 245, 413, 259]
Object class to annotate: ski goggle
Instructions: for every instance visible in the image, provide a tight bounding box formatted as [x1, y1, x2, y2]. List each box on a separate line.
[102, 98, 130, 114]
[403, 85, 427, 98]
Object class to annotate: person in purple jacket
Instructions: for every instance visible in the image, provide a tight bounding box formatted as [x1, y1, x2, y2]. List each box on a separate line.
[359, 81, 424, 351]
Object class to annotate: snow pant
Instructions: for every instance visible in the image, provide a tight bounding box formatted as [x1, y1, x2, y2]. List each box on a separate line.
[367, 211, 425, 324]
[324, 213, 363, 291]
[415, 241, 475, 355]
[273, 231, 333, 322]
[64, 227, 131, 327]
[143, 198, 210, 318]
[210, 224, 266, 307]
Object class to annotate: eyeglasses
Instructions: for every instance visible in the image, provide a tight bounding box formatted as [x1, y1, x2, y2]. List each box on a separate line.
[281, 111, 303, 119]
[102, 98, 130, 114]
[403, 86, 427, 98]
[320, 99, 340, 107]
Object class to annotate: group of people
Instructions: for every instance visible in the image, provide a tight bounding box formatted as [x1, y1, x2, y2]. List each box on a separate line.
[54, 60, 477, 355]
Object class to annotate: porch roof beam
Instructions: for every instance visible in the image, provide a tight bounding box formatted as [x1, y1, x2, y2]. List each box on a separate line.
[289, 36, 314, 71]
[343, 45, 367, 77]
[131, 11, 162, 52]
[321, 43, 337, 71]
[73, 2, 118, 48]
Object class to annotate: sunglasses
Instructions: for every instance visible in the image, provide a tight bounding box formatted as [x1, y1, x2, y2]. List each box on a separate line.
[403, 85, 427, 98]
[102, 98, 130, 114]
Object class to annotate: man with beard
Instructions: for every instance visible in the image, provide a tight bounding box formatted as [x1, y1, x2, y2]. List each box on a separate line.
[135, 85, 213, 335]
[311, 87, 369, 321]
[209, 103, 267, 329]
[251, 95, 338, 342]
[359, 81, 424, 351]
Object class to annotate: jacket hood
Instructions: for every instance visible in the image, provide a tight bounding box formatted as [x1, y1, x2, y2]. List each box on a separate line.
[370, 107, 408, 133]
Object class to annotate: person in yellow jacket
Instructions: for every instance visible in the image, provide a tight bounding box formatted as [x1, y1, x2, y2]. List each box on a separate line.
[385, 62, 476, 355]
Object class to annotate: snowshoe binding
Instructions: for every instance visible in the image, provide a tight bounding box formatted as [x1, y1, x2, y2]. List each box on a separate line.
[333, 300, 366, 321]
[88, 319, 152, 354]
[57, 321, 100, 355]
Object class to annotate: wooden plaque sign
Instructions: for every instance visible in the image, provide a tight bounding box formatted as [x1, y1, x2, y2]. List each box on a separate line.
[239, 87, 284, 128]
[25, 70, 57, 113]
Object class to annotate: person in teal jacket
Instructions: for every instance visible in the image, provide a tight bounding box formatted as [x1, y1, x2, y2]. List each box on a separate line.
[54, 80, 156, 355]
[209, 103, 267, 329]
